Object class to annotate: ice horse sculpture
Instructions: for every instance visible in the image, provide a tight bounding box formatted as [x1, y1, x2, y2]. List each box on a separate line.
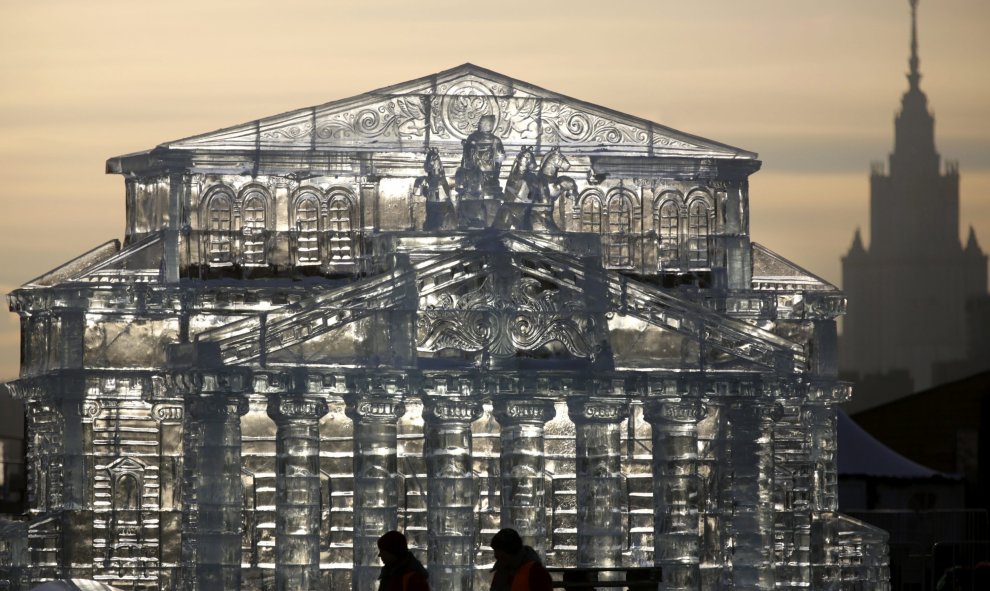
[0, 65, 889, 590]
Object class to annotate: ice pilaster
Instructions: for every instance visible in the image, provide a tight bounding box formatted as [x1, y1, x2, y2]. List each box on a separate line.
[726, 401, 776, 590]
[58, 393, 88, 510]
[268, 395, 329, 591]
[644, 398, 705, 591]
[492, 398, 556, 556]
[423, 396, 484, 591]
[345, 392, 405, 591]
[568, 397, 628, 571]
[187, 395, 248, 590]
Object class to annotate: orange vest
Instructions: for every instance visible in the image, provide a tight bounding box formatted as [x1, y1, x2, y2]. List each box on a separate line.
[401, 571, 415, 591]
[512, 561, 536, 591]
[490, 560, 536, 591]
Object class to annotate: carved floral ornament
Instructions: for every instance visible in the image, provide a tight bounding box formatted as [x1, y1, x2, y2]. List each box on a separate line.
[416, 274, 600, 360]
[257, 79, 704, 151]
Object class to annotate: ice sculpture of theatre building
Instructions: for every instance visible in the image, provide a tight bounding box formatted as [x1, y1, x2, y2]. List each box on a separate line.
[0, 65, 889, 590]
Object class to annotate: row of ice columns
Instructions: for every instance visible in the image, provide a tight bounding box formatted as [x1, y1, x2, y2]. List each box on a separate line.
[178, 382, 778, 591]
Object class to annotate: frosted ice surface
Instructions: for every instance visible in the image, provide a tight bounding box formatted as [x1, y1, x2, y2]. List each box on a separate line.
[0, 65, 888, 590]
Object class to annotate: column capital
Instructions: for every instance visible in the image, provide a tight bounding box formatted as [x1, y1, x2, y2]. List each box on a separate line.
[423, 397, 484, 423]
[189, 395, 249, 421]
[151, 403, 185, 423]
[493, 398, 556, 426]
[267, 394, 329, 423]
[567, 397, 629, 424]
[344, 394, 405, 423]
[643, 398, 706, 424]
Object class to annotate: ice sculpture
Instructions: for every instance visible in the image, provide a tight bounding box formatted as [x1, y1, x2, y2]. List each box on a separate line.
[0, 64, 889, 590]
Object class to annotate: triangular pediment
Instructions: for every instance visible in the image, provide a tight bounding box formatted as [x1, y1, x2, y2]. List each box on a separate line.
[151, 64, 755, 159]
[197, 231, 804, 374]
[751, 243, 839, 292]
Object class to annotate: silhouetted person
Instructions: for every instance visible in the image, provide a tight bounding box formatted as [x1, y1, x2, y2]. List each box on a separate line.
[489, 528, 553, 591]
[377, 530, 430, 591]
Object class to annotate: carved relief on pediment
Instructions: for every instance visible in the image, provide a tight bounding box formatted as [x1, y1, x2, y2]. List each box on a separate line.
[315, 96, 429, 143]
[416, 273, 598, 360]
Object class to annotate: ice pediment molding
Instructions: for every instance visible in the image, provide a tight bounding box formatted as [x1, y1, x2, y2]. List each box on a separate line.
[149, 65, 755, 160]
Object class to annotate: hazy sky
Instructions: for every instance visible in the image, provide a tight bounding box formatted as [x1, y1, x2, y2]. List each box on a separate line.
[1, 0, 988, 381]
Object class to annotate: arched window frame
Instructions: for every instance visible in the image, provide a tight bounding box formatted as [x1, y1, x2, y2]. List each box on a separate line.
[202, 187, 235, 265]
[686, 191, 714, 268]
[605, 188, 636, 268]
[326, 188, 356, 261]
[238, 186, 272, 266]
[655, 191, 683, 268]
[578, 190, 604, 234]
[291, 190, 323, 265]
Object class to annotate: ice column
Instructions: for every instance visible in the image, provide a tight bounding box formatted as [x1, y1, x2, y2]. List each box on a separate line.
[268, 395, 329, 591]
[345, 392, 405, 591]
[187, 395, 248, 590]
[645, 398, 704, 590]
[492, 398, 555, 556]
[568, 397, 628, 571]
[726, 401, 776, 590]
[423, 396, 484, 591]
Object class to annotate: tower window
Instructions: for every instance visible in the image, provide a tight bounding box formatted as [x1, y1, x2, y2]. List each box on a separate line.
[606, 192, 633, 268]
[241, 192, 269, 266]
[206, 193, 233, 265]
[687, 200, 710, 267]
[658, 199, 680, 267]
[327, 194, 354, 261]
[294, 195, 321, 265]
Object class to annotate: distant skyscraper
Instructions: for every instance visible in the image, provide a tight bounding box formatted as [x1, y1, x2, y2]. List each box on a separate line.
[841, 0, 988, 403]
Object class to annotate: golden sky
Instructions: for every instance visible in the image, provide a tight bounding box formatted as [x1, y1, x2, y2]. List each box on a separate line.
[1, 0, 988, 381]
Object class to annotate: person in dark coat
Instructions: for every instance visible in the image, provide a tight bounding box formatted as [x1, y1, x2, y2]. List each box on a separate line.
[377, 530, 430, 591]
[489, 528, 553, 591]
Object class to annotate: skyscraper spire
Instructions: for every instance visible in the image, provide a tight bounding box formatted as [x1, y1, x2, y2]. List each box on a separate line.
[908, 0, 921, 90]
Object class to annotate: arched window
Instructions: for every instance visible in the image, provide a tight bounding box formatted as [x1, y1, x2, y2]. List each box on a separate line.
[206, 193, 233, 265]
[293, 194, 321, 265]
[327, 193, 354, 261]
[114, 473, 141, 511]
[687, 200, 710, 267]
[657, 199, 680, 267]
[241, 191, 268, 266]
[606, 192, 633, 268]
[580, 194, 603, 233]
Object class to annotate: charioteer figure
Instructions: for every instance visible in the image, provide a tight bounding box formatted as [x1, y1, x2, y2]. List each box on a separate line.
[455, 114, 505, 200]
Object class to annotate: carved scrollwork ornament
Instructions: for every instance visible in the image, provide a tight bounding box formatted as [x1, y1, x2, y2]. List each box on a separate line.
[644, 399, 707, 425]
[80, 399, 103, 419]
[493, 398, 556, 426]
[268, 396, 329, 423]
[424, 397, 484, 423]
[567, 397, 629, 424]
[344, 395, 405, 422]
[151, 404, 184, 423]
